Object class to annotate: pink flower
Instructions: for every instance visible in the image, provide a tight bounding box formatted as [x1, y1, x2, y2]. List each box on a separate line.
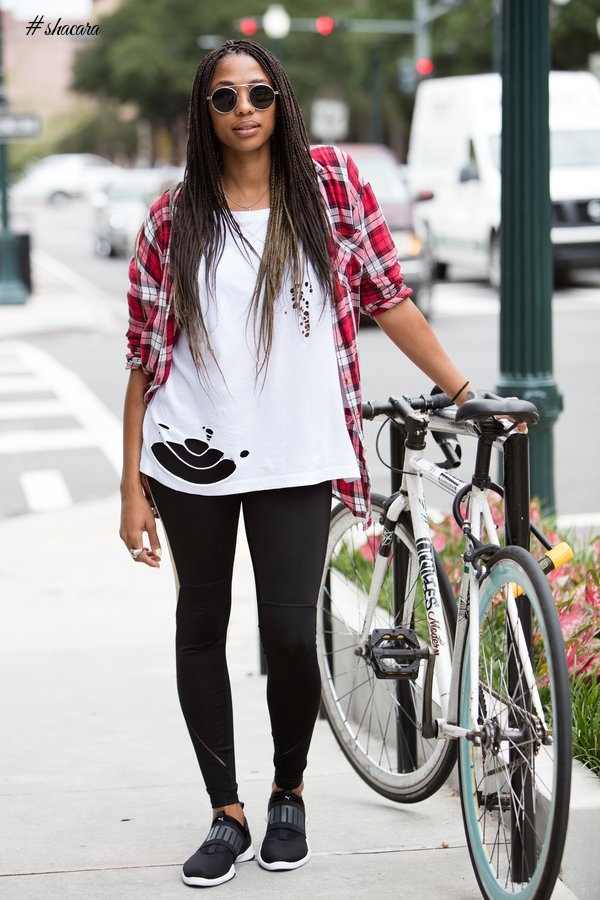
[432, 533, 447, 552]
[359, 535, 380, 561]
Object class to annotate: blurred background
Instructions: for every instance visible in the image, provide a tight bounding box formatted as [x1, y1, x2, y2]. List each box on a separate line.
[4, 0, 600, 171]
[1, 0, 599, 523]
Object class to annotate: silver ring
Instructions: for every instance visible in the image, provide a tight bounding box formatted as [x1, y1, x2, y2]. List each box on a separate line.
[129, 548, 144, 560]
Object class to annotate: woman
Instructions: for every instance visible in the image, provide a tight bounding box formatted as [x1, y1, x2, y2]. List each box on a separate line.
[120, 39, 472, 888]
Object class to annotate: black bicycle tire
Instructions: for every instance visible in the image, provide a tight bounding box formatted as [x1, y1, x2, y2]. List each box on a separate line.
[457, 545, 572, 899]
[318, 495, 458, 803]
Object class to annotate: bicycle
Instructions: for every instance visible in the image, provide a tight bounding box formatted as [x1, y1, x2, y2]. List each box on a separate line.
[317, 389, 573, 899]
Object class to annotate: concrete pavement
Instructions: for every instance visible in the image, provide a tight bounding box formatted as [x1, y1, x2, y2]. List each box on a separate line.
[0, 496, 581, 899]
[0, 245, 588, 898]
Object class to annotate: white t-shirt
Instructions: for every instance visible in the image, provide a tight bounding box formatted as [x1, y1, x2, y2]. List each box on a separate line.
[141, 208, 359, 495]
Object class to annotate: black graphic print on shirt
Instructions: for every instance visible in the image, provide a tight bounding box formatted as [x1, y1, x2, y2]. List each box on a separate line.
[151, 424, 249, 485]
[288, 279, 312, 337]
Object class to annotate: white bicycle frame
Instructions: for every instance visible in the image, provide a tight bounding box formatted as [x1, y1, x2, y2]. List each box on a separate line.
[358, 410, 549, 743]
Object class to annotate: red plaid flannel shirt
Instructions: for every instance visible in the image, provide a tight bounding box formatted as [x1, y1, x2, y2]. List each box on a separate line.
[126, 145, 411, 522]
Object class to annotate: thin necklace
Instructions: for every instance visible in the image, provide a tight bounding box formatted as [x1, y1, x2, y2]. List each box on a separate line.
[222, 185, 270, 211]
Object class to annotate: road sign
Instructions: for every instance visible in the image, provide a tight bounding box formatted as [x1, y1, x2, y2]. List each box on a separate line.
[311, 99, 349, 142]
[0, 113, 43, 141]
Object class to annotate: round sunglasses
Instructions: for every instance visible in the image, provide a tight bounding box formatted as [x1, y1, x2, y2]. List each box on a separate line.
[207, 83, 279, 114]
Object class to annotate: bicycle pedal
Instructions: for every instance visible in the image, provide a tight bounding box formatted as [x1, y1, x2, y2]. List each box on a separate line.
[366, 628, 429, 680]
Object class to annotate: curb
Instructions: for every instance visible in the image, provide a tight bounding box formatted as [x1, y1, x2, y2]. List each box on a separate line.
[561, 759, 600, 900]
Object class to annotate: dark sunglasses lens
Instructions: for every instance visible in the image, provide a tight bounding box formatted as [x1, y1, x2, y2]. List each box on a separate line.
[250, 85, 275, 109]
[211, 88, 237, 113]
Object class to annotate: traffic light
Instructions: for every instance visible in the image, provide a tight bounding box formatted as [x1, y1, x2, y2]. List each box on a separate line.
[238, 17, 260, 36]
[314, 16, 335, 35]
[415, 57, 434, 77]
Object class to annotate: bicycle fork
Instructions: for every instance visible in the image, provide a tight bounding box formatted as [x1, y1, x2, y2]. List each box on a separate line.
[445, 473, 551, 747]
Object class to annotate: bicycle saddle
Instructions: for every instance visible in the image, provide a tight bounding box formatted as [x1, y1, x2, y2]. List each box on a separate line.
[455, 395, 539, 424]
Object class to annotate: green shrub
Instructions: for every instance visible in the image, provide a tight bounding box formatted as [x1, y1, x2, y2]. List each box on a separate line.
[570, 674, 600, 776]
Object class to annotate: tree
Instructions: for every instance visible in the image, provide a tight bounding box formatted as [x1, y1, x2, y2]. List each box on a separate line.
[550, 0, 600, 70]
[73, 0, 212, 161]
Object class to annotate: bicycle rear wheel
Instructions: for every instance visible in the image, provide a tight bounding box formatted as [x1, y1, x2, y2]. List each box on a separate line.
[458, 546, 571, 899]
[317, 496, 457, 802]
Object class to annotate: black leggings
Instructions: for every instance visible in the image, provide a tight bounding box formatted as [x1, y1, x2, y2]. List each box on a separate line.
[147, 477, 332, 808]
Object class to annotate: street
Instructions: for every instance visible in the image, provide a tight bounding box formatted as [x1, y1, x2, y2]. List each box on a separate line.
[2, 198, 600, 524]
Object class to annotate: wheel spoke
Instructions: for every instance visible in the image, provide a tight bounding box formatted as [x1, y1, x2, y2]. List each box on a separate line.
[317, 499, 457, 801]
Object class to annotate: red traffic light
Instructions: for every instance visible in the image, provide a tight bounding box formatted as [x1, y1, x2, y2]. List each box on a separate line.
[415, 57, 434, 77]
[239, 17, 259, 36]
[315, 16, 335, 35]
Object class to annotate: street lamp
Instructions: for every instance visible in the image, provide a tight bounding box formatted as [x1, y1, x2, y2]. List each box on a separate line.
[262, 4, 290, 58]
[262, 5, 291, 39]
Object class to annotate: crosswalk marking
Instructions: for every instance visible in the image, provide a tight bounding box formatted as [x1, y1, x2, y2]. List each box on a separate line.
[0, 374, 48, 393]
[0, 399, 70, 420]
[3, 341, 122, 475]
[0, 341, 122, 516]
[20, 469, 72, 512]
[0, 359, 29, 375]
[0, 428, 102, 453]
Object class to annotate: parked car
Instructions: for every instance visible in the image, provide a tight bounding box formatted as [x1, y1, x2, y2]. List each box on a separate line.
[92, 166, 183, 258]
[335, 143, 434, 320]
[11, 154, 122, 206]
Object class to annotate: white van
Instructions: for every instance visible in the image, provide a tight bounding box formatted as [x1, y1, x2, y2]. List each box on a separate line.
[407, 71, 600, 285]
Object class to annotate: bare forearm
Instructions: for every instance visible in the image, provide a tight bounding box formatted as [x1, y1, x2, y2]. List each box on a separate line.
[121, 367, 150, 496]
[119, 368, 161, 567]
[375, 299, 472, 404]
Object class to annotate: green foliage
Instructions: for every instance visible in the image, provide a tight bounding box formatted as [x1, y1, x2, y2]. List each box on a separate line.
[570, 673, 600, 776]
[551, 0, 600, 70]
[54, 106, 138, 161]
[72, 0, 206, 125]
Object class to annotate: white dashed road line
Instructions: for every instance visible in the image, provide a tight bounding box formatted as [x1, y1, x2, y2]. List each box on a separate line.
[1, 341, 122, 475]
[20, 468, 73, 513]
[0, 341, 122, 515]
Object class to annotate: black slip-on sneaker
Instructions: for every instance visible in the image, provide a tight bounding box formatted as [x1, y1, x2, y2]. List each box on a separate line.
[258, 791, 310, 871]
[182, 811, 255, 887]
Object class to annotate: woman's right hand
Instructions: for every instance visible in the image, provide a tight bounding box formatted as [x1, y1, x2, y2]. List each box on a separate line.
[119, 489, 162, 568]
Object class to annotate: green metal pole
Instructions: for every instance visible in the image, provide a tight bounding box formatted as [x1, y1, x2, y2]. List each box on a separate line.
[0, 8, 28, 305]
[497, 0, 561, 515]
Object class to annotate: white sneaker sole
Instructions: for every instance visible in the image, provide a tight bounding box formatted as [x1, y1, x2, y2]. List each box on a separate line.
[257, 844, 311, 871]
[182, 845, 255, 887]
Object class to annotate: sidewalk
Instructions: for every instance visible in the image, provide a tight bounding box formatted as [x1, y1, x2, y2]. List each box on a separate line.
[0, 249, 124, 340]
[0, 495, 580, 899]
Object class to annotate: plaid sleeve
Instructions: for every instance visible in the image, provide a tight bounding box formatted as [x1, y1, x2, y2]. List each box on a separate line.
[125, 190, 171, 370]
[311, 146, 411, 318]
[349, 158, 412, 317]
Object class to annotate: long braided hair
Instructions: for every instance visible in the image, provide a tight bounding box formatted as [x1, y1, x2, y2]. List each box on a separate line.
[172, 39, 336, 378]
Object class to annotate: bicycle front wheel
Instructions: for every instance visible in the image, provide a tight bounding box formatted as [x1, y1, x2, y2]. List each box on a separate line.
[317, 496, 457, 802]
[458, 546, 572, 899]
